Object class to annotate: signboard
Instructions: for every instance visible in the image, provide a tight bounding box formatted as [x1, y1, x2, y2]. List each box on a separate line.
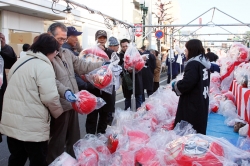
[155, 30, 164, 39]
[134, 23, 142, 37]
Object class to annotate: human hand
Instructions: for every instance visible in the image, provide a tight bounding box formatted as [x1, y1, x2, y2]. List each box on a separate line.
[64, 90, 78, 102]
[98, 43, 105, 51]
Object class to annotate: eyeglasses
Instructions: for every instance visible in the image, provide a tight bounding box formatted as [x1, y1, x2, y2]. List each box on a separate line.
[55, 50, 59, 55]
[56, 37, 68, 43]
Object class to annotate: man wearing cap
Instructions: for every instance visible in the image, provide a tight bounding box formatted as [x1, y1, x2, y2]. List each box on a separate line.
[62, 26, 94, 91]
[62, 26, 82, 56]
[46, 23, 103, 164]
[108, 36, 119, 53]
[85, 30, 116, 134]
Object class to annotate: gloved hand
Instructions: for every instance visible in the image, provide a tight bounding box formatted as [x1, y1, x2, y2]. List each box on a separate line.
[171, 81, 176, 91]
[64, 90, 78, 102]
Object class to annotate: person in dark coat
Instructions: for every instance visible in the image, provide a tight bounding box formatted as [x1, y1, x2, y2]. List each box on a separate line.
[206, 48, 218, 62]
[62, 26, 95, 91]
[0, 32, 17, 142]
[120, 39, 143, 110]
[140, 46, 156, 101]
[166, 51, 180, 83]
[172, 39, 211, 135]
[85, 30, 116, 134]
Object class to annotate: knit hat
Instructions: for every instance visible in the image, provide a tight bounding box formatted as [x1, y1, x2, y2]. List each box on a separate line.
[108, 37, 119, 46]
[95, 30, 107, 40]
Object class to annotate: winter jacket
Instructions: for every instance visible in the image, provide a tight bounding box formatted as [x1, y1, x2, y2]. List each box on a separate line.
[210, 62, 220, 73]
[154, 58, 161, 82]
[52, 47, 102, 112]
[141, 50, 156, 91]
[62, 42, 95, 91]
[0, 51, 63, 142]
[173, 55, 211, 134]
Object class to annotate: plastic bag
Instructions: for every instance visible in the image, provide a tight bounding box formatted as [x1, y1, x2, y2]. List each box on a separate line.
[80, 43, 109, 63]
[0, 56, 4, 88]
[49, 152, 77, 166]
[73, 134, 111, 166]
[72, 90, 106, 114]
[173, 120, 196, 136]
[239, 124, 249, 136]
[85, 64, 114, 94]
[124, 43, 145, 72]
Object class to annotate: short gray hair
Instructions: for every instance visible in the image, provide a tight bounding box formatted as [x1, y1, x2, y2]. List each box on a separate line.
[47, 22, 67, 36]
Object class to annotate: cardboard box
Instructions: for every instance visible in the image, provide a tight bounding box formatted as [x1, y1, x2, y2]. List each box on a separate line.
[9, 43, 23, 58]
[9, 32, 39, 45]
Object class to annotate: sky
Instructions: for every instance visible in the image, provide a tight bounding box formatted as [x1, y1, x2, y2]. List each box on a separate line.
[175, 0, 250, 43]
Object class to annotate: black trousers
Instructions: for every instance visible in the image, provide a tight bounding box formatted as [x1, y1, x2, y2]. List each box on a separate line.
[47, 109, 80, 164]
[167, 74, 177, 84]
[7, 137, 47, 166]
[153, 82, 159, 92]
[86, 87, 115, 134]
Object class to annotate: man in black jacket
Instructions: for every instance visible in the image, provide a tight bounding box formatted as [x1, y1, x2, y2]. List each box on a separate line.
[0, 33, 17, 142]
[85, 30, 115, 134]
[140, 46, 156, 102]
[120, 39, 143, 110]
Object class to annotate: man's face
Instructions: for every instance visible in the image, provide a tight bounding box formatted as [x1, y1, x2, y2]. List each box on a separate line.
[97, 36, 107, 46]
[109, 45, 119, 52]
[67, 35, 79, 48]
[53, 27, 67, 47]
[121, 42, 128, 52]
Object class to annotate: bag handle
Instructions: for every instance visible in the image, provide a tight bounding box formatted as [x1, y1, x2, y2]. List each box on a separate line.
[13, 57, 37, 74]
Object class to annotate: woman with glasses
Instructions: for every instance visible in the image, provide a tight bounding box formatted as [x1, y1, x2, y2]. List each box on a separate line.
[0, 33, 64, 166]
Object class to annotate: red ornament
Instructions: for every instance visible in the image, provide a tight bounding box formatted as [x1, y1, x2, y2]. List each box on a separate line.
[77, 148, 99, 166]
[134, 59, 145, 72]
[83, 48, 109, 61]
[165, 135, 224, 166]
[135, 147, 157, 165]
[238, 47, 248, 62]
[107, 134, 119, 154]
[211, 105, 219, 113]
[92, 65, 113, 89]
[72, 90, 97, 114]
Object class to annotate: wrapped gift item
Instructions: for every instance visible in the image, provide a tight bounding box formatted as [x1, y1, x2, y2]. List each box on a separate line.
[72, 90, 106, 115]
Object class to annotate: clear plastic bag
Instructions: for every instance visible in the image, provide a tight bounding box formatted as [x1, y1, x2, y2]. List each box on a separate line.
[71, 90, 106, 114]
[85, 64, 114, 94]
[49, 152, 77, 166]
[0, 56, 4, 88]
[173, 120, 197, 136]
[73, 134, 110, 166]
[80, 43, 109, 63]
[124, 43, 145, 72]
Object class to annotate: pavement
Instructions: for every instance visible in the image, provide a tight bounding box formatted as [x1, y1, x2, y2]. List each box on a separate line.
[0, 72, 168, 166]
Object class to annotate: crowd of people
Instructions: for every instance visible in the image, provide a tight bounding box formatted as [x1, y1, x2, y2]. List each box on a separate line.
[0, 21, 220, 165]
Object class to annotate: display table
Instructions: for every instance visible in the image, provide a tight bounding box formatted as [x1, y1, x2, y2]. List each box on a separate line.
[231, 80, 250, 136]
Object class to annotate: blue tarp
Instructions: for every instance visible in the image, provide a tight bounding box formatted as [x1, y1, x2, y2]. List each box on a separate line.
[206, 113, 240, 146]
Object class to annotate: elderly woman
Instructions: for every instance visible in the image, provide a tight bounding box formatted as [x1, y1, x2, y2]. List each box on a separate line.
[0, 33, 63, 166]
